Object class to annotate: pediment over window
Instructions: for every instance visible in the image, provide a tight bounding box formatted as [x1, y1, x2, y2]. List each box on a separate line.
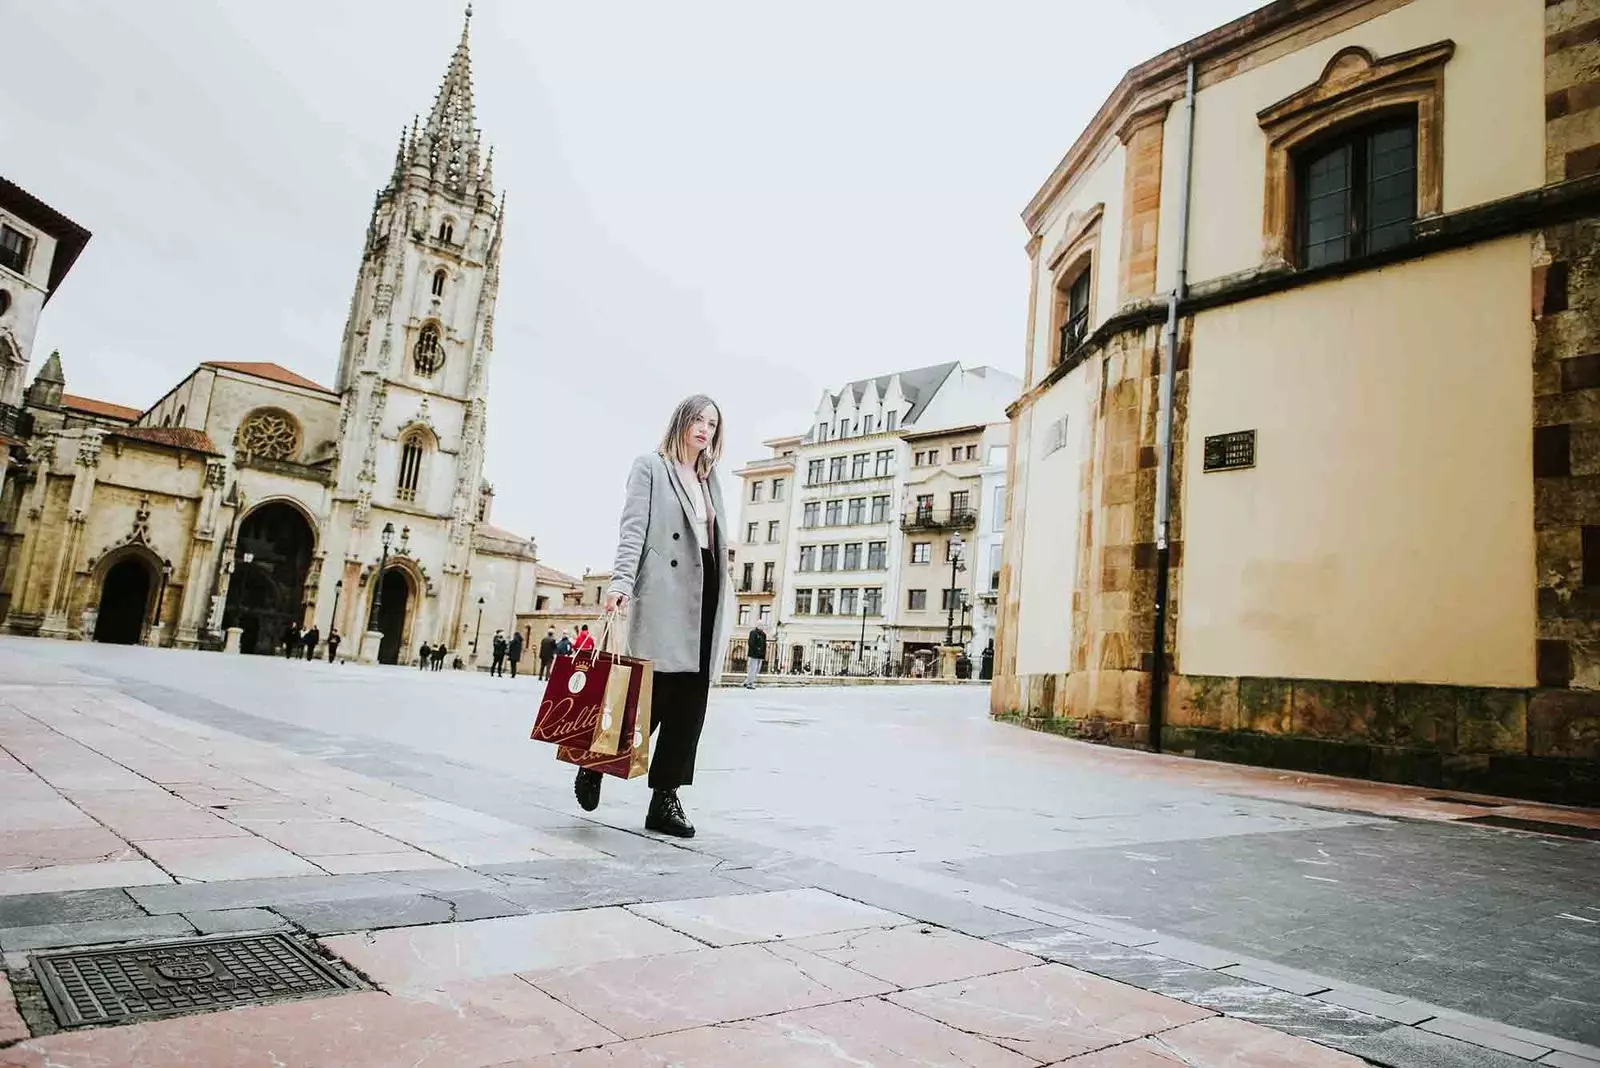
[1257, 41, 1454, 144]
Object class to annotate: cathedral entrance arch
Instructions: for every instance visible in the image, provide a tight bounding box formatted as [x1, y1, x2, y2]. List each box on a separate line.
[223, 501, 316, 655]
[370, 567, 414, 665]
[94, 556, 154, 645]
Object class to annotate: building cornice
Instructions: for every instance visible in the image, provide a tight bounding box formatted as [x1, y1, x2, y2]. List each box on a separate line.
[1022, 0, 1416, 233]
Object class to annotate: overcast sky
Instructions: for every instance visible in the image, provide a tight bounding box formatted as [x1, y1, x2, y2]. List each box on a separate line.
[4, 0, 1257, 576]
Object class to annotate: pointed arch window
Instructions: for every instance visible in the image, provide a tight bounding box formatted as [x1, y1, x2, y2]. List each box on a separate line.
[397, 429, 428, 503]
[431, 269, 446, 297]
[414, 322, 442, 377]
[438, 219, 455, 244]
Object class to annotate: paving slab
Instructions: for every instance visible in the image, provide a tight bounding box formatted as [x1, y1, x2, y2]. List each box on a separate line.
[132, 836, 323, 881]
[514, 996, 1033, 1068]
[0, 972, 27, 1045]
[128, 873, 406, 914]
[182, 907, 291, 935]
[785, 924, 1039, 989]
[628, 888, 908, 946]
[0, 914, 194, 952]
[888, 963, 1214, 1062]
[0, 860, 172, 897]
[0, 976, 615, 1067]
[302, 850, 453, 875]
[321, 907, 702, 988]
[0, 888, 142, 929]
[1071, 1015, 1371, 1066]
[524, 942, 891, 1040]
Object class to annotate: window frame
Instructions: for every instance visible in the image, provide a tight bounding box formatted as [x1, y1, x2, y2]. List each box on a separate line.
[771, 477, 785, 501]
[824, 500, 843, 527]
[867, 541, 887, 570]
[1257, 41, 1452, 268]
[795, 588, 813, 614]
[802, 502, 820, 528]
[871, 496, 891, 524]
[413, 321, 444, 377]
[847, 498, 866, 526]
[907, 589, 927, 612]
[0, 224, 34, 276]
[1295, 114, 1418, 268]
[911, 542, 932, 565]
[767, 520, 781, 542]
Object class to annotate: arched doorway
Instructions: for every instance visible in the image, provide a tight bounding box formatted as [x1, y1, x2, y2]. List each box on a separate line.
[371, 568, 410, 665]
[222, 502, 315, 655]
[94, 558, 153, 645]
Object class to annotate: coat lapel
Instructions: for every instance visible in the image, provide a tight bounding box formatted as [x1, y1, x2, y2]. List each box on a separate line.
[660, 455, 700, 532]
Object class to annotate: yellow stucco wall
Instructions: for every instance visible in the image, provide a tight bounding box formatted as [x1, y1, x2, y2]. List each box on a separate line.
[1179, 236, 1535, 687]
[1162, 0, 1546, 291]
[1028, 142, 1128, 383]
[1014, 361, 1093, 677]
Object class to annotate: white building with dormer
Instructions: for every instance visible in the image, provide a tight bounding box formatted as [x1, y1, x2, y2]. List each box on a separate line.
[0, 11, 541, 664]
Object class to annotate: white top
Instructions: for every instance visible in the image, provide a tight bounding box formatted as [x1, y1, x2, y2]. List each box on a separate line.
[676, 461, 712, 551]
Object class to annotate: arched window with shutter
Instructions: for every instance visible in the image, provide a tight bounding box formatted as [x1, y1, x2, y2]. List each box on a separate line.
[397, 429, 427, 503]
[414, 322, 442, 376]
[431, 269, 446, 297]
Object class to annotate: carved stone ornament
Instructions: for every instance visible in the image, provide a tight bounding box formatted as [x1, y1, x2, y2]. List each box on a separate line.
[238, 410, 301, 461]
[75, 433, 103, 468]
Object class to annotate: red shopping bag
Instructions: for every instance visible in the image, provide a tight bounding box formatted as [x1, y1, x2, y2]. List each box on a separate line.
[555, 650, 654, 779]
[530, 618, 632, 753]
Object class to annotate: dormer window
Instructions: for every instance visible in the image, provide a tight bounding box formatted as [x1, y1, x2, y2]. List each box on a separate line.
[431, 269, 446, 297]
[414, 322, 442, 376]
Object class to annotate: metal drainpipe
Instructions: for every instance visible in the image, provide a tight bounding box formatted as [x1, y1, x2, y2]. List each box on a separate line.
[1149, 60, 1197, 755]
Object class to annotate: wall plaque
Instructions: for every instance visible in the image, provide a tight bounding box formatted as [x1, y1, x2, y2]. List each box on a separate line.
[1202, 430, 1255, 472]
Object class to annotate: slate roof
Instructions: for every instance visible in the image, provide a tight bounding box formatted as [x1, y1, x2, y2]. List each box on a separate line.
[107, 426, 221, 455]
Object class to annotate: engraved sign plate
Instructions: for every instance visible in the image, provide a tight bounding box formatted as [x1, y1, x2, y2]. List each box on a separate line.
[1202, 430, 1256, 473]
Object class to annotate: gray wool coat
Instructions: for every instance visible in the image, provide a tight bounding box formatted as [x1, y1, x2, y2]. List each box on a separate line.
[607, 453, 735, 676]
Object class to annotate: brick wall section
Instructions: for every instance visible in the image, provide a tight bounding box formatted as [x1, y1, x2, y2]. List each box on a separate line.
[1546, 0, 1600, 182]
[1532, 0, 1600, 760]
[1118, 114, 1166, 304]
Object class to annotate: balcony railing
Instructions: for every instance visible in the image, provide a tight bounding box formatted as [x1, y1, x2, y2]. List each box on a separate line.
[0, 403, 34, 442]
[899, 508, 977, 532]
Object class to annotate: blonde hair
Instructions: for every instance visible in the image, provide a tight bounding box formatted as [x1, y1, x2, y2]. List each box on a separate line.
[658, 395, 724, 479]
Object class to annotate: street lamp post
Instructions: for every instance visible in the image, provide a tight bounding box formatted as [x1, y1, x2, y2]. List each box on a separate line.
[945, 532, 966, 647]
[330, 579, 343, 633]
[858, 597, 868, 670]
[371, 521, 395, 633]
[472, 596, 485, 656]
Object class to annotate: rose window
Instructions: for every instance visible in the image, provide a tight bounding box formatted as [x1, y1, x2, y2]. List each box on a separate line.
[238, 411, 300, 460]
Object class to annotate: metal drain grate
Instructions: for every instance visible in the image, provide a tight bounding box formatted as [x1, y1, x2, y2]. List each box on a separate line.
[33, 933, 357, 1027]
[1460, 815, 1600, 841]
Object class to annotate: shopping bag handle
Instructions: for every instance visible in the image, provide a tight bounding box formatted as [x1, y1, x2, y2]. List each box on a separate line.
[573, 614, 618, 668]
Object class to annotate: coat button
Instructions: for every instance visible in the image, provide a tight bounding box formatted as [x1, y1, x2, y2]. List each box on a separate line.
[670, 559, 679, 567]
[673, 533, 680, 540]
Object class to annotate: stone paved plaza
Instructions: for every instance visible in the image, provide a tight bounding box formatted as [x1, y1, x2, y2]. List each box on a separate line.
[0, 636, 1597, 1067]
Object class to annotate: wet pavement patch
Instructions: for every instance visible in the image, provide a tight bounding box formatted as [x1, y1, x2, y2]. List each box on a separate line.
[1460, 814, 1600, 841]
[31, 933, 358, 1027]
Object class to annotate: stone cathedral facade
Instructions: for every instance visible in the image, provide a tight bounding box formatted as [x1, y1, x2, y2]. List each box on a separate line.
[0, 12, 540, 663]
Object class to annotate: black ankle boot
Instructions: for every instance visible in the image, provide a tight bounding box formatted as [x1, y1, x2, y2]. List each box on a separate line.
[645, 789, 695, 838]
[574, 768, 603, 812]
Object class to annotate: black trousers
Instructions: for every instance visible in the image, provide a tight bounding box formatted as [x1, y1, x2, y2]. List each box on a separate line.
[648, 548, 717, 790]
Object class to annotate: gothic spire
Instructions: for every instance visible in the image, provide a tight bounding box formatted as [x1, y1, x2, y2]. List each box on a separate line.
[420, 5, 480, 197]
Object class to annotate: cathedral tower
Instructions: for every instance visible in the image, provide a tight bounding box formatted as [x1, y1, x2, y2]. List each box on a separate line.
[335, 6, 503, 572]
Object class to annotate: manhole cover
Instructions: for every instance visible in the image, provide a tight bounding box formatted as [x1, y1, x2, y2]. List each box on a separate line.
[32, 933, 357, 1028]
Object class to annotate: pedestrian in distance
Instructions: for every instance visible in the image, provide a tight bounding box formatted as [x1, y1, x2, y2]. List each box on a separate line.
[575, 394, 732, 840]
[491, 630, 507, 677]
[508, 630, 524, 679]
[302, 625, 320, 662]
[418, 641, 430, 670]
[980, 638, 995, 681]
[555, 631, 573, 658]
[743, 624, 766, 689]
[538, 629, 557, 680]
[283, 620, 300, 659]
[573, 624, 595, 654]
[327, 630, 341, 663]
[432, 645, 446, 671]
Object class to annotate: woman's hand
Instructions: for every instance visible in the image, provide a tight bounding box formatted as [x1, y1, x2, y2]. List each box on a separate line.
[603, 591, 628, 614]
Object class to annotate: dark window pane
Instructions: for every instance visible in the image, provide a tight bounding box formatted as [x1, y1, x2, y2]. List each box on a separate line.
[1301, 141, 1352, 267]
[1364, 123, 1416, 252]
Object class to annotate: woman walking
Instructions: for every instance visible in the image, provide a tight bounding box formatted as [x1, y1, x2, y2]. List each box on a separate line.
[575, 395, 732, 838]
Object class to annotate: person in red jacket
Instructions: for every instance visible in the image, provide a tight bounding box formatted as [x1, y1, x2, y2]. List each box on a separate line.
[572, 625, 596, 653]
